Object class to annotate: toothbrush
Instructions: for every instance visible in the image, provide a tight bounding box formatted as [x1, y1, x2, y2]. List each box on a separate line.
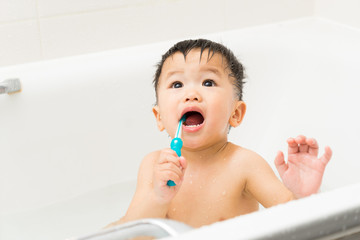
[167, 115, 186, 187]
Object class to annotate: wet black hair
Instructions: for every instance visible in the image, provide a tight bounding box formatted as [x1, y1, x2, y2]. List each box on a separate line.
[153, 39, 245, 102]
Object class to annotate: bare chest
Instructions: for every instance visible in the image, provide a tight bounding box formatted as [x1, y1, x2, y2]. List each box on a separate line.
[166, 175, 257, 227]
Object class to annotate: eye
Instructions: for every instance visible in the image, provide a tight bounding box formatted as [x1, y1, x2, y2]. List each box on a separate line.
[202, 79, 216, 87]
[171, 81, 183, 88]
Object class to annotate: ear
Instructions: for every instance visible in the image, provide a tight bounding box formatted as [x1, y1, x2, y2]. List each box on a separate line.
[229, 101, 246, 128]
[152, 105, 165, 131]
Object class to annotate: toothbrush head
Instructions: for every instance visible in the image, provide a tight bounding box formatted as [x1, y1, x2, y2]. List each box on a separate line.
[180, 115, 186, 123]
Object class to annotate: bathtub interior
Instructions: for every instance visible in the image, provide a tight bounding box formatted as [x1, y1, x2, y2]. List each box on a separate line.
[1, 180, 137, 240]
[1, 17, 360, 240]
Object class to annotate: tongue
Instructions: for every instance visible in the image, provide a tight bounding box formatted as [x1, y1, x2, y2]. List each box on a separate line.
[184, 112, 203, 126]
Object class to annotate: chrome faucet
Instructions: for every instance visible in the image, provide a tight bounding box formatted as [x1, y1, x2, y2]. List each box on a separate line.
[0, 78, 21, 94]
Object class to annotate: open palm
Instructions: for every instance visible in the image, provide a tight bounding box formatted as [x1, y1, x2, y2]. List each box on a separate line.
[275, 135, 332, 198]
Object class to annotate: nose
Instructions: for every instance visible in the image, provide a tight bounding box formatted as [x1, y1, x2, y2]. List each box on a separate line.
[184, 89, 202, 102]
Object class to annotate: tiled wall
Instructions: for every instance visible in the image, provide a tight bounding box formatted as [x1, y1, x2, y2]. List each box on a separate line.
[0, 0, 315, 67]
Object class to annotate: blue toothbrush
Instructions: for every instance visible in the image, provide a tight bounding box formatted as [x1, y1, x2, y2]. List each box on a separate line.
[167, 115, 186, 187]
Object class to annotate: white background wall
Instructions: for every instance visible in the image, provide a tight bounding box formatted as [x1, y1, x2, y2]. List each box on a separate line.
[2, 0, 360, 67]
[315, 0, 360, 29]
[0, 0, 316, 66]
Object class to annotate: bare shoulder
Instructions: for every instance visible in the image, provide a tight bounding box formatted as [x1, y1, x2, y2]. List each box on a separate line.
[228, 143, 273, 178]
[136, 150, 161, 187]
[140, 150, 160, 168]
[229, 143, 267, 166]
[222, 143, 269, 196]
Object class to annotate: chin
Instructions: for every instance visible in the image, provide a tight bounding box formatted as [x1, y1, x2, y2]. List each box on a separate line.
[182, 140, 204, 150]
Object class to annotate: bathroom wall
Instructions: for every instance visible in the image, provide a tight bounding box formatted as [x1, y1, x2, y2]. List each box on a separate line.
[314, 0, 360, 29]
[0, 0, 314, 67]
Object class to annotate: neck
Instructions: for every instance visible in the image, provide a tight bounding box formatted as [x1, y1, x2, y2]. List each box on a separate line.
[181, 139, 230, 166]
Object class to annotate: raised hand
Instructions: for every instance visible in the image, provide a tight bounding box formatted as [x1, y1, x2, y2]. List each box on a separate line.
[274, 135, 332, 198]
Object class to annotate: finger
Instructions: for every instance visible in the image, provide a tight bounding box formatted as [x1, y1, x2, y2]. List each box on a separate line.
[158, 149, 175, 163]
[299, 144, 308, 152]
[296, 135, 308, 152]
[287, 137, 299, 154]
[161, 148, 177, 155]
[306, 138, 319, 156]
[158, 153, 181, 167]
[274, 151, 288, 178]
[159, 169, 183, 184]
[295, 134, 306, 142]
[319, 146, 332, 165]
[160, 162, 183, 177]
[166, 155, 181, 167]
[179, 156, 187, 172]
[162, 171, 182, 185]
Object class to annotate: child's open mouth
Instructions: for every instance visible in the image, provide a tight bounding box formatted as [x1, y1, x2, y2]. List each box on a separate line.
[182, 111, 204, 132]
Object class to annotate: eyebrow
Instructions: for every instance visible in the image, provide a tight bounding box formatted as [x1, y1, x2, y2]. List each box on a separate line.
[164, 67, 223, 80]
[200, 67, 223, 76]
[165, 70, 184, 79]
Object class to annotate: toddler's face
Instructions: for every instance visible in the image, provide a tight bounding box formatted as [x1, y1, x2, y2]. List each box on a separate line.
[153, 49, 245, 149]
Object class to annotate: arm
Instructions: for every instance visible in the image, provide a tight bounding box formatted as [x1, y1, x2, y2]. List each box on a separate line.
[107, 149, 187, 227]
[244, 152, 295, 208]
[244, 135, 332, 208]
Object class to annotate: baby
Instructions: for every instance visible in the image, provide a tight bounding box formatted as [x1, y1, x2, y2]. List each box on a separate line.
[110, 39, 332, 228]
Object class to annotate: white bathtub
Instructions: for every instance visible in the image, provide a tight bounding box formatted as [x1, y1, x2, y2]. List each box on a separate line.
[1, 17, 360, 240]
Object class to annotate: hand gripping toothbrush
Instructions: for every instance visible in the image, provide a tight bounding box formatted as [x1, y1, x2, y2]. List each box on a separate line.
[167, 115, 186, 187]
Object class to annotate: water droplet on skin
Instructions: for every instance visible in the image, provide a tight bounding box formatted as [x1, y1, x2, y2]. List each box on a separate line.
[222, 190, 227, 196]
[189, 180, 193, 184]
[172, 208, 176, 212]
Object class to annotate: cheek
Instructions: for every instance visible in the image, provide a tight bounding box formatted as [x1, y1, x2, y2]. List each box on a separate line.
[157, 93, 173, 113]
[208, 97, 234, 125]
[157, 101, 179, 134]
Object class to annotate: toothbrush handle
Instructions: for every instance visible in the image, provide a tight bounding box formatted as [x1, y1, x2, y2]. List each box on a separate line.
[167, 138, 183, 187]
[171, 138, 183, 157]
